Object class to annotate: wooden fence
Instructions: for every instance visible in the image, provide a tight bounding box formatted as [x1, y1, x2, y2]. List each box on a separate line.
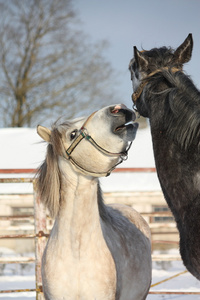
[0, 174, 47, 300]
[0, 168, 200, 298]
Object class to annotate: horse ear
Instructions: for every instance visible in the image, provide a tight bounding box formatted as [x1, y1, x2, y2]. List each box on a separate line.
[134, 46, 148, 70]
[37, 125, 51, 142]
[173, 33, 193, 65]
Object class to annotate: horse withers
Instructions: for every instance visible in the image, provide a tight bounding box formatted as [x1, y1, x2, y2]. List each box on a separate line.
[129, 34, 200, 280]
[37, 104, 152, 300]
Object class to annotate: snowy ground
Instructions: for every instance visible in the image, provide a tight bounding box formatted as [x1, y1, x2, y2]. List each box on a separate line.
[0, 248, 200, 300]
[149, 251, 200, 299]
[0, 248, 35, 300]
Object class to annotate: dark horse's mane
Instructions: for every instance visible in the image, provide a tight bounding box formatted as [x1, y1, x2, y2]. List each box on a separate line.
[147, 69, 200, 151]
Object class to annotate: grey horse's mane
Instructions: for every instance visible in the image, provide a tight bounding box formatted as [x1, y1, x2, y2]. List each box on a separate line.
[37, 123, 69, 218]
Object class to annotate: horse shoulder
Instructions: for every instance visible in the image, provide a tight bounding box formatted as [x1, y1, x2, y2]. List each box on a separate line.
[108, 203, 151, 241]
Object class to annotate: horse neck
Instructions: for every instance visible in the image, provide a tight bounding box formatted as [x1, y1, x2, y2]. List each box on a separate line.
[52, 160, 104, 253]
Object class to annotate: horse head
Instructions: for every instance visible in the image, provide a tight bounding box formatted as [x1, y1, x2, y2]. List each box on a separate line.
[37, 104, 138, 217]
[129, 34, 193, 117]
[38, 104, 137, 177]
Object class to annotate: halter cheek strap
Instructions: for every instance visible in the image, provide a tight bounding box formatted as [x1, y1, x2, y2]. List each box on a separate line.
[64, 111, 131, 177]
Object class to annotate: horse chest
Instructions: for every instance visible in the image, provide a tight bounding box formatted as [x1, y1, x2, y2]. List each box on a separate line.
[42, 235, 116, 300]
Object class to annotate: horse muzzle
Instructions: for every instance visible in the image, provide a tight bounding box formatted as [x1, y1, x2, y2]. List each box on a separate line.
[110, 104, 138, 140]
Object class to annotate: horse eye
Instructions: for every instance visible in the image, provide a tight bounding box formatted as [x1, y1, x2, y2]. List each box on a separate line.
[70, 130, 77, 140]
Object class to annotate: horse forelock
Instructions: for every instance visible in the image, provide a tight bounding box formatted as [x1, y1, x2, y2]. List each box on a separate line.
[142, 47, 175, 71]
[148, 70, 200, 151]
[37, 124, 67, 218]
[143, 46, 173, 59]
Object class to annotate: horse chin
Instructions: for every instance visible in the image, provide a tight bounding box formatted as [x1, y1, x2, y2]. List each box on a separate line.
[126, 122, 139, 141]
[114, 122, 138, 142]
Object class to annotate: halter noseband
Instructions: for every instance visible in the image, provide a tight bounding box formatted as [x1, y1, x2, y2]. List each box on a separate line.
[132, 67, 181, 103]
[64, 111, 131, 177]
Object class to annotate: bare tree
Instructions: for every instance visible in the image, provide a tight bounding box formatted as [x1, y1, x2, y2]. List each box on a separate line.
[0, 0, 120, 127]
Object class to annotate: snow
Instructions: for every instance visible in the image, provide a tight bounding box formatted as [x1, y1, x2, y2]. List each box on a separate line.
[0, 248, 35, 299]
[0, 128, 46, 169]
[0, 276, 35, 299]
[0, 127, 46, 194]
[0, 126, 161, 193]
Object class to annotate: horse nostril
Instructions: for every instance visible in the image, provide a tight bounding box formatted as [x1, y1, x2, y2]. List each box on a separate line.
[111, 104, 127, 114]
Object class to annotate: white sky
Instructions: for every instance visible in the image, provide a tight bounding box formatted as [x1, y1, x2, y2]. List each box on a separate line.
[75, 0, 200, 109]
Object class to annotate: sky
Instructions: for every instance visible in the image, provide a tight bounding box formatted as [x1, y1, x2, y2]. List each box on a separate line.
[74, 0, 200, 110]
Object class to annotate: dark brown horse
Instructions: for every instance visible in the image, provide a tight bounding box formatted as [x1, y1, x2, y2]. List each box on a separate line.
[129, 34, 200, 280]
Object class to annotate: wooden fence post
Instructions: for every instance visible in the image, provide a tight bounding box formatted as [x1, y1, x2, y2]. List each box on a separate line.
[33, 180, 47, 300]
